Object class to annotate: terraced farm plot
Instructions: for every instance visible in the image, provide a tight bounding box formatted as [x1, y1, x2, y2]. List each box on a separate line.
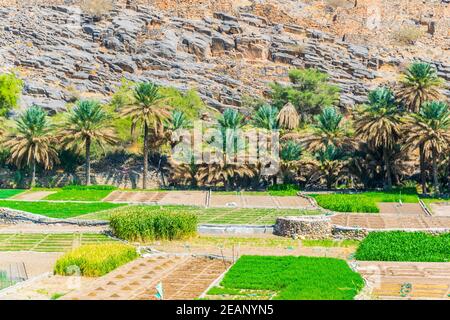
[0, 189, 25, 199]
[0, 200, 126, 218]
[0, 233, 117, 252]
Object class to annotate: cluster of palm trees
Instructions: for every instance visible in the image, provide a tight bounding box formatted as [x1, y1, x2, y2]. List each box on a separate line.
[0, 62, 448, 194]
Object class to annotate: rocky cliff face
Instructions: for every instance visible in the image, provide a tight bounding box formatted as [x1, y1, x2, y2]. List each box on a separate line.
[0, 0, 448, 113]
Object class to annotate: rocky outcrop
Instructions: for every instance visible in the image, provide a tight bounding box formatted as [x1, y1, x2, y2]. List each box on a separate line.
[0, 2, 448, 113]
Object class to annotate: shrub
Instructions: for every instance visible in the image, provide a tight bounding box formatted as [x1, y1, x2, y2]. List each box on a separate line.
[392, 25, 424, 45]
[54, 243, 138, 277]
[0, 73, 23, 116]
[355, 231, 450, 262]
[110, 206, 198, 241]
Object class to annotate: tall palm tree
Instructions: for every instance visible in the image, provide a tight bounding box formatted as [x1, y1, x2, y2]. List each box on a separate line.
[280, 140, 302, 183]
[397, 61, 443, 113]
[314, 144, 347, 190]
[4, 105, 59, 187]
[253, 104, 279, 131]
[60, 100, 117, 185]
[396, 61, 443, 193]
[302, 106, 351, 152]
[355, 87, 402, 189]
[120, 82, 170, 189]
[404, 101, 450, 194]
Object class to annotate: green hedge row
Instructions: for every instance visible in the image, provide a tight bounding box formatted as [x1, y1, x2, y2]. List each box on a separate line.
[110, 206, 198, 241]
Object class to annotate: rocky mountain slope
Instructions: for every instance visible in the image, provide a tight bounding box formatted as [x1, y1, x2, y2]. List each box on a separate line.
[0, 0, 448, 113]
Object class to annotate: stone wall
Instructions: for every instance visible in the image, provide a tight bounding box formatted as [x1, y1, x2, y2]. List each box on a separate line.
[274, 215, 333, 239]
[274, 215, 450, 240]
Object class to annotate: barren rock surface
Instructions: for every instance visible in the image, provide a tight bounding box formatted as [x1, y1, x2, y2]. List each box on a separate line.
[0, 0, 448, 112]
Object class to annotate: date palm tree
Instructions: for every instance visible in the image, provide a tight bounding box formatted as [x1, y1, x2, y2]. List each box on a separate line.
[396, 61, 443, 193]
[314, 144, 348, 190]
[302, 106, 352, 152]
[120, 82, 171, 189]
[397, 61, 443, 113]
[404, 101, 450, 194]
[253, 104, 279, 131]
[59, 100, 117, 185]
[355, 87, 402, 189]
[4, 105, 59, 187]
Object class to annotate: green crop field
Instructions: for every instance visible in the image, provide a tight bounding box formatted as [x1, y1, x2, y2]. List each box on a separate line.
[0, 233, 117, 252]
[355, 231, 450, 262]
[206, 256, 364, 300]
[311, 190, 419, 213]
[0, 200, 125, 218]
[0, 189, 25, 199]
[79, 205, 322, 225]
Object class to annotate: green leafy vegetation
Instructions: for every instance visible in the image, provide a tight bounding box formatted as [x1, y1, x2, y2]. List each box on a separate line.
[311, 189, 419, 212]
[0, 189, 25, 199]
[0, 200, 125, 218]
[214, 256, 364, 300]
[0, 233, 117, 252]
[44, 185, 116, 201]
[54, 243, 138, 277]
[110, 206, 198, 241]
[0, 73, 23, 116]
[268, 184, 300, 196]
[301, 239, 360, 247]
[355, 231, 450, 262]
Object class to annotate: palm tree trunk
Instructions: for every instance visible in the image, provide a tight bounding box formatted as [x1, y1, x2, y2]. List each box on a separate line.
[383, 147, 392, 190]
[85, 136, 91, 186]
[419, 143, 427, 194]
[143, 123, 149, 189]
[432, 147, 439, 194]
[30, 158, 36, 188]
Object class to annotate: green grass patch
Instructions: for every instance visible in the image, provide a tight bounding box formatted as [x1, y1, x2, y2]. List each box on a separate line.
[44, 189, 114, 201]
[355, 231, 450, 262]
[0, 189, 25, 199]
[301, 239, 360, 248]
[0, 233, 117, 252]
[88, 205, 322, 225]
[268, 184, 300, 196]
[54, 243, 138, 277]
[0, 200, 125, 218]
[110, 207, 198, 241]
[216, 256, 364, 300]
[311, 190, 419, 213]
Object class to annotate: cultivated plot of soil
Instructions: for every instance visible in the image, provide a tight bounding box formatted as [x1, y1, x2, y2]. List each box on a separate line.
[0, 233, 116, 252]
[0, 251, 60, 278]
[210, 194, 314, 209]
[378, 203, 425, 215]
[357, 261, 450, 300]
[10, 191, 56, 201]
[332, 214, 450, 229]
[103, 190, 207, 206]
[61, 255, 230, 300]
[430, 203, 450, 217]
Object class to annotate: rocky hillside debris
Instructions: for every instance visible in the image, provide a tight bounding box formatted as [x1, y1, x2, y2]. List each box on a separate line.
[0, 3, 448, 113]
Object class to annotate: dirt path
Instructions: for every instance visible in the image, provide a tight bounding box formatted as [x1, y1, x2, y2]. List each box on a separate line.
[11, 191, 56, 201]
[430, 203, 450, 217]
[61, 255, 230, 300]
[0, 251, 61, 278]
[356, 261, 450, 300]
